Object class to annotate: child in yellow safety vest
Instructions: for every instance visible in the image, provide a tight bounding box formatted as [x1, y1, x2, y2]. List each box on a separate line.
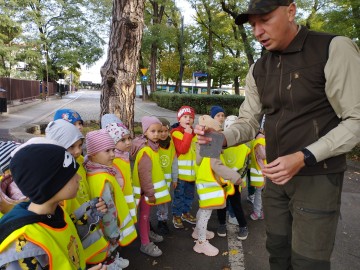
[156, 117, 178, 235]
[85, 129, 137, 270]
[46, 119, 116, 266]
[0, 143, 106, 270]
[192, 115, 243, 257]
[132, 116, 171, 257]
[104, 122, 137, 223]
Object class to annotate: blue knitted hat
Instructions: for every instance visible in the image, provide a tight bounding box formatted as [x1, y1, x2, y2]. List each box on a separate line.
[210, 106, 225, 118]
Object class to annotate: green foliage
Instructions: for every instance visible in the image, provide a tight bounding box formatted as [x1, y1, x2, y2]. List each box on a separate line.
[150, 91, 244, 116]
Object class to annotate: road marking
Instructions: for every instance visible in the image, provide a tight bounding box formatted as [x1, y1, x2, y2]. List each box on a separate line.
[227, 223, 245, 269]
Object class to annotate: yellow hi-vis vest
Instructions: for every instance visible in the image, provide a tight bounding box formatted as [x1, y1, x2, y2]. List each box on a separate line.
[87, 172, 137, 246]
[63, 156, 109, 264]
[196, 157, 234, 209]
[0, 207, 86, 270]
[172, 131, 197, 182]
[113, 157, 137, 223]
[132, 146, 171, 206]
[249, 137, 267, 187]
[159, 140, 176, 189]
[223, 144, 251, 191]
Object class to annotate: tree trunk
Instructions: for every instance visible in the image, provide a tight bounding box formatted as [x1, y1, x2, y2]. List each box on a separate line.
[100, 0, 145, 135]
[150, 44, 157, 92]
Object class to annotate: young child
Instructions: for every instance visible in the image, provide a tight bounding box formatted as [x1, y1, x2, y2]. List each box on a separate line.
[156, 117, 178, 235]
[220, 115, 251, 240]
[0, 144, 106, 270]
[101, 113, 123, 129]
[45, 119, 114, 266]
[171, 106, 197, 229]
[85, 130, 136, 269]
[210, 105, 226, 128]
[132, 116, 171, 257]
[54, 108, 84, 132]
[105, 122, 137, 223]
[249, 115, 267, 221]
[192, 115, 242, 256]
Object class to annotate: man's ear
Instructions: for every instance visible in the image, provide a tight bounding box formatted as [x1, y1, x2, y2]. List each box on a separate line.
[287, 3, 297, 22]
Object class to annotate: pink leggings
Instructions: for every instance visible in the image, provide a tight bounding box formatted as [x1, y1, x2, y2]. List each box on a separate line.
[138, 196, 151, 245]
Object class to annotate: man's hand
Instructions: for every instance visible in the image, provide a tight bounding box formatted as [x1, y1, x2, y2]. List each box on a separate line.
[88, 263, 107, 270]
[262, 152, 305, 185]
[194, 124, 227, 146]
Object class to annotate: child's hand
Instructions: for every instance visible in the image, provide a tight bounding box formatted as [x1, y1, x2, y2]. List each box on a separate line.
[88, 263, 107, 270]
[184, 124, 192, 134]
[96, 197, 108, 214]
[172, 182, 177, 189]
[148, 195, 156, 204]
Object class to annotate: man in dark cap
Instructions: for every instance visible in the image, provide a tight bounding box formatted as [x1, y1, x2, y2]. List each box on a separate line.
[195, 0, 360, 269]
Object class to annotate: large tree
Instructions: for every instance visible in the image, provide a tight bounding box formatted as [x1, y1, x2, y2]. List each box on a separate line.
[100, 0, 145, 134]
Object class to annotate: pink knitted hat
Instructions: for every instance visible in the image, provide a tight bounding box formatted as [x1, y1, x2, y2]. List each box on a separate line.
[86, 129, 115, 156]
[141, 116, 162, 133]
[105, 123, 130, 144]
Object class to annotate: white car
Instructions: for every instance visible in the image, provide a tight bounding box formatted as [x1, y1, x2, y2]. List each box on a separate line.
[210, 89, 230, 95]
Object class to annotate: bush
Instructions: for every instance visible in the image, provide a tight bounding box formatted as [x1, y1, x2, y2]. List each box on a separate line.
[149, 91, 244, 116]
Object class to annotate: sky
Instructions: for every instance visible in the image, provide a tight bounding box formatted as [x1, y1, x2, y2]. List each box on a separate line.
[80, 1, 195, 84]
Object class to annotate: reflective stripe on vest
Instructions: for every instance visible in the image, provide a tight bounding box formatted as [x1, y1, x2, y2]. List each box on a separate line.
[172, 131, 197, 182]
[0, 207, 86, 269]
[196, 158, 229, 208]
[132, 146, 172, 206]
[249, 138, 266, 187]
[87, 172, 137, 246]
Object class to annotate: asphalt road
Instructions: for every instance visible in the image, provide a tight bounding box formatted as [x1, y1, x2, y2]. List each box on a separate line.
[1, 89, 359, 270]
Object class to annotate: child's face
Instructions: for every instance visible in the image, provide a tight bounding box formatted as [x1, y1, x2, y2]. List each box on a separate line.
[179, 115, 194, 128]
[160, 125, 169, 141]
[115, 134, 132, 152]
[74, 121, 83, 132]
[214, 112, 225, 125]
[54, 173, 81, 201]
[67, 139, 83, 159]
[145, 123, 162, 143]
[89, 148, 115, 166]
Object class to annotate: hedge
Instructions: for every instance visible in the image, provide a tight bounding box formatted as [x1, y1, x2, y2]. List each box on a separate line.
[149, 91, 245, 116]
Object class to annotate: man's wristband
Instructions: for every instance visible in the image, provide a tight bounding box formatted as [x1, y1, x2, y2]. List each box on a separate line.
[300, 148, 317, 167]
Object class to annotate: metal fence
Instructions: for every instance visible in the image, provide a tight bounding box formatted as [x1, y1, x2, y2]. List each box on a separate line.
[0, 78, 57, 103]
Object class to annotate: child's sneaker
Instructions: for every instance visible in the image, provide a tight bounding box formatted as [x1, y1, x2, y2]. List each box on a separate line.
[173, 215, 184, 229]
[157, 220, 170, 235]
[228, 215, 239, 225]
[237, 226, 248, 240]
[193, 240, 219, 256]
[112, 253, 129, 269]
[192, 228, 215, 240]
[140, 242, 162, 257]
[217, 224, 227, 237]
[149, 230, 164, 243]
[250, 211, 264, 221]
[181, 212, 197, 224]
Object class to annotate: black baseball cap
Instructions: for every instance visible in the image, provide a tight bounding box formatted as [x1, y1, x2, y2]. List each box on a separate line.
[235, 0, 294, 25]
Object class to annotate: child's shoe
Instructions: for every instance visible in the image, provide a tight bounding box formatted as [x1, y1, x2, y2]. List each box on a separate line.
[181, 212, 197, 224]
[228, 215, 239, 225]
[140, 242, 162, 257]
[247, 194, 255, 204]
[237, 226, 248, 240]
[250, 211, 264, 221]
[173, 215, 184, 229]
[191, 227, 215, 240]
[217, 224, 227, 237]
[113, 253, 129, 269]
[193, 240, 219, 256]
[157, 220, 170, 235]
[149, 230, 164, 243]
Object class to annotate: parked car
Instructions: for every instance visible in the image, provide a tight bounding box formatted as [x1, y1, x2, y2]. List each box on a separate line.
[210, 89, 231, 95]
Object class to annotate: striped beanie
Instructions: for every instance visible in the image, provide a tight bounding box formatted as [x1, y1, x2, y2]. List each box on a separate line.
[0, 141, 20, 174]
[86, 129, 115, 156]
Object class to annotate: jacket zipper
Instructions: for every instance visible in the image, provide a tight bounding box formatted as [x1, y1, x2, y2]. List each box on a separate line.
[275, 55, 283, 158]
